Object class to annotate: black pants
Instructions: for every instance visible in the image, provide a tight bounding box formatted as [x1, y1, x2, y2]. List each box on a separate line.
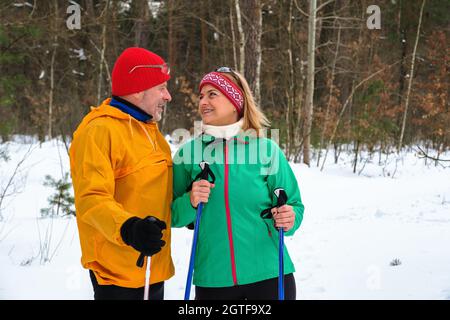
[89, 270, 164, 300]
[195, 274, 296, 300]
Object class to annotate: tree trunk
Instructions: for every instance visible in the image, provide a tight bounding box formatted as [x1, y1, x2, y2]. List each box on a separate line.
[235, 0, 245, 74]
[85, 0, 95, 18]
[286, 0, 294, 159]
[48, 0, 59, 140]
[398, 0, 426, 151]
[303, 0, 316, 166]
[134, 0, 150, 48]
[168, 0, 177, 70]
[353, 140, 360, 174]
[317, 23, 341, 167]
[97, 0, 110, 105]
[240, 0, 262, 105]
[294, 61, 305, 162]
[201, 3, 208, 74]
[397, 0, 407, 108]
[229, 5, 238, 71]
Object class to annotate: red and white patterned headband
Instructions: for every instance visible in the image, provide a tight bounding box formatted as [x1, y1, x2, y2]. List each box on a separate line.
[199, 72, 244, 115]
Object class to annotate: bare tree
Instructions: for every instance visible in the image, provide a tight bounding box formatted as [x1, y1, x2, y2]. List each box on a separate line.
[230, 5, 238, 71]
[168, 0, 177, 70]
[398, 0, 426, 150]
[320, 59, 402, 171]
[97, 0, 110, 105]
[397, 0, 407, 108]
[317, 22, 341, 167]
[241, 0, 262, 105]
[235, 0, 245, 74]
[200, 2, 208, 74]
[416, 146, 450, 167]
[134, 0, 151, 48]
[285, 0, 295, 158]
[302, 0, 317, 166]
[48, 0, 60, 140]
[0, 145, 34, 221]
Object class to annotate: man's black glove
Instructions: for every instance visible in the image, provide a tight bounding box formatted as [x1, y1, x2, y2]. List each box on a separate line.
[120, 216, 166, 256]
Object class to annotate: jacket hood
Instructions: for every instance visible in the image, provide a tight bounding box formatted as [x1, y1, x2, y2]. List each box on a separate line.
[73, 98, 133, 141]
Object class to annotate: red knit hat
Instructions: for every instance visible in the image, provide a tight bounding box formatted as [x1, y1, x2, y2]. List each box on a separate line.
[111, 47, 170, 96]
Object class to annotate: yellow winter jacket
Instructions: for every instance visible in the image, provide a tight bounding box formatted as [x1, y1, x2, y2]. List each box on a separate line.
[69, 98, 174, 288]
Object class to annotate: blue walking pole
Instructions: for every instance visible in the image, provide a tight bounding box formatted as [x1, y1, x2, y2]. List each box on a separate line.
[274, 188, 288, 301]
[184, 202, 203, 300]
[279, 227, 284, 300]
[184, 161, 214, 300]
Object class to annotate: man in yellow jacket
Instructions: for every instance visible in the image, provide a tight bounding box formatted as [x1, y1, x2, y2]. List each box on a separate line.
[69, 47, 174, 300]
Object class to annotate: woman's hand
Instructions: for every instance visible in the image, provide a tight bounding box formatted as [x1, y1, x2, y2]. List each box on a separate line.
[271, 205, 295, 232]
[190, 179, 215, 208]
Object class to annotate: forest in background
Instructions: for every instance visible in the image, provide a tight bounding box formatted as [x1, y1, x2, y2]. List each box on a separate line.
[1, 0, 448, 167]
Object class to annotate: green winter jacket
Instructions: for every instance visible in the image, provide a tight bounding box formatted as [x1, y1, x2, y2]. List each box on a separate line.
[172, 132, 304, 287]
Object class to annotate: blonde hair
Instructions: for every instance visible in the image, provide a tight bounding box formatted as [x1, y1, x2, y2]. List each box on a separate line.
[220, 71, 270, 137]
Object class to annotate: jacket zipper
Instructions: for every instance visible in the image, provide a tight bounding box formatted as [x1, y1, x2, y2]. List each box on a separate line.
[224, 142, 238, 285]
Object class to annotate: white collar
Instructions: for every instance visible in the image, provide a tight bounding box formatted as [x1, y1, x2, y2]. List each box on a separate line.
[203, 119, 243, 140]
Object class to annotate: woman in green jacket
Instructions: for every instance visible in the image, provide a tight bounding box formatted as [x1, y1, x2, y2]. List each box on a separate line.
[172, 67, 304, 300]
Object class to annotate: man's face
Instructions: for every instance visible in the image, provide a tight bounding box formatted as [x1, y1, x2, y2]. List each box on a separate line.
[137, 82, 172, 122]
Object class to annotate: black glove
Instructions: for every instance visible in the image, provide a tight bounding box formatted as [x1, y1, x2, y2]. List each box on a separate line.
[186, 222, 195, 230]
[120, 216, 166, 256]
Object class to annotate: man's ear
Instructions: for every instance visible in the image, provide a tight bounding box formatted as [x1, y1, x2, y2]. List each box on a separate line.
[120, 91, 144, 106]
[120, 92, 144, 105]
[131, 91, 145, 102]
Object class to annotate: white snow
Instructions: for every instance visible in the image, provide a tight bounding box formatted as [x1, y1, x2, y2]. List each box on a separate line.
[13, 2, 33, 8]
[0, 137, 449, 300]
[70, 48, 87, 61]
[149, 1, 163, 19]
[72, 70, 85, 76]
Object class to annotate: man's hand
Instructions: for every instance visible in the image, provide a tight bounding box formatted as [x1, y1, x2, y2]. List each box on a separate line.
[120, 216, 166, 256]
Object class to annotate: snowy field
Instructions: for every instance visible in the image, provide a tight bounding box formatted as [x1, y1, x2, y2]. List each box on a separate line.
[0, 137, 449, 300]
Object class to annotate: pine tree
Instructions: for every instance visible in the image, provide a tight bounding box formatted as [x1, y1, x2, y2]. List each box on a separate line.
[40, 173, 75, 217]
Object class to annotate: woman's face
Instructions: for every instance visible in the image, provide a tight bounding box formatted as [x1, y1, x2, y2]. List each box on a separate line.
[199, 84, 239, 126]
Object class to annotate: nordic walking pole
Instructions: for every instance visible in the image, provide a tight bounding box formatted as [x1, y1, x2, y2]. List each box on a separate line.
[143, 256, 151, 300]
[273, 188, 288, 301]
[184, 202, 203, 300]
[184, 161, 214, 300]
[136, 249, 152, 300]
[136, 217, 157, 300]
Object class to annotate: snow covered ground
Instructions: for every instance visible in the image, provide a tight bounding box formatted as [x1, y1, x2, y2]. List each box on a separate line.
[0, 137, 449, 300]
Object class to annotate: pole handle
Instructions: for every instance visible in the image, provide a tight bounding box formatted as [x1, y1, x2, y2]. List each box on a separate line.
[274, 188, 287, 301]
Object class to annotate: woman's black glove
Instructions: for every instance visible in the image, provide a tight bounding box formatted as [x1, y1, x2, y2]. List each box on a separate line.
[120, 216, 166, 256]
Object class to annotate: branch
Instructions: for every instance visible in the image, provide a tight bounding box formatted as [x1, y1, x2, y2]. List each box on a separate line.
[319, 16, 362, 21]
[88, 38, 111, 83]
[416, 146, 450, 162]
[0, 144, 34, 211]
[316, 0, 336, 13]
[294, 0, 335, 18]
[293, 0, 309, 18]
[320, 58, 403, 170]
[186, 13, 231, 40]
